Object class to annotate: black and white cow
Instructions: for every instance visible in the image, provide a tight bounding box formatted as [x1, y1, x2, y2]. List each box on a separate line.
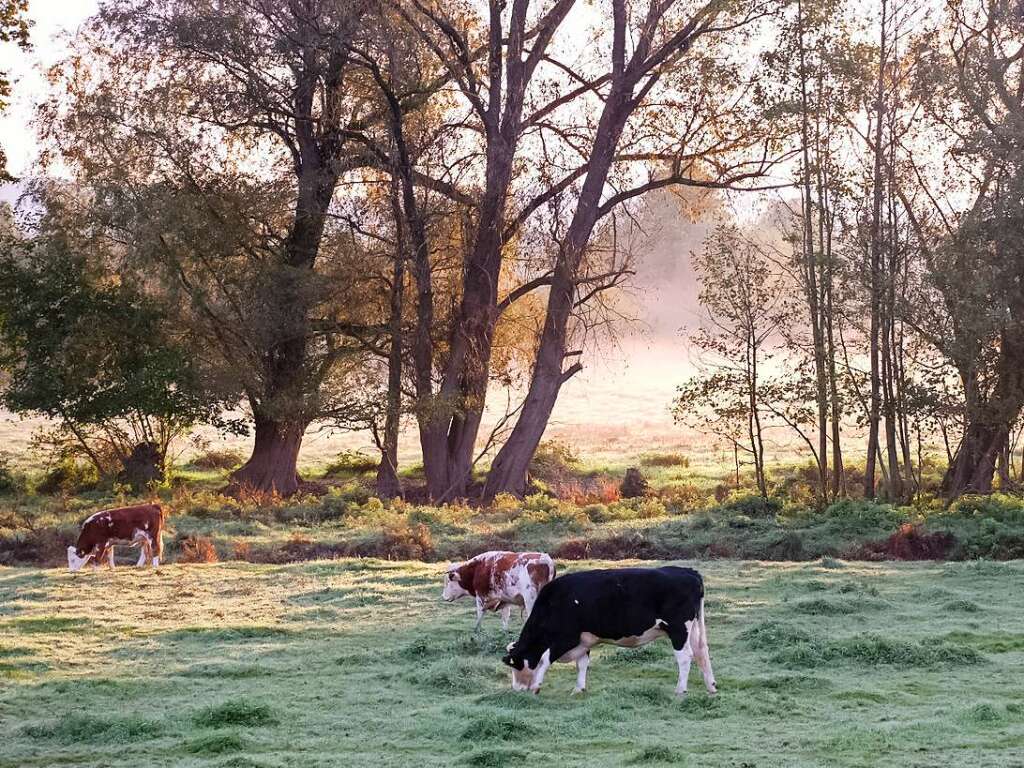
[502, 566, 716, 696]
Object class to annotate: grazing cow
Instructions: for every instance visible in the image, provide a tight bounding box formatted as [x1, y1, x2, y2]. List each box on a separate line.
[443, 551, 556, 630]
[502, 566, 716, 696]
[67, 504, 165, 572]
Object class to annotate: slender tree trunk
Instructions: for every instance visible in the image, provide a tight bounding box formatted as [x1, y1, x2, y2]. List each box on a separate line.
[796, 0, 829, 505]
[864, 0, 887, 499]
[376, 177, 406, 499]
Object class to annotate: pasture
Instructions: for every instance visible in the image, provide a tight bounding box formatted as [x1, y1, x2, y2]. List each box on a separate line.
[1, 558, 1022, 767]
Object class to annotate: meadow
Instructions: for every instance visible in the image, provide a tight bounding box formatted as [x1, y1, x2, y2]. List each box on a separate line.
[1, 557, 1023, 768]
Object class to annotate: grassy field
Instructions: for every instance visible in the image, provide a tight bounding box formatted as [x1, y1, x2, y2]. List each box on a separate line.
[2, 558, 1023, 768]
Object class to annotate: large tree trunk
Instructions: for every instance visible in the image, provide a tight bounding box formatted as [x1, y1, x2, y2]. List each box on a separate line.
[943, 326, 1024, 497]
[230, 413, 306, 496]
[484, 83, 631, 499]
[429, 155, 512, 501]
[484, 265, 576, 498]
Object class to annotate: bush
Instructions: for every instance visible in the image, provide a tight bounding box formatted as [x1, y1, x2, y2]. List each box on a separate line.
[36, 459, 100, 495]
[0, 455, 23, 494]
[719, 493, 782, 518]
[640, 452, 689, 468]
[323, 450, 378, 476]
[188, 448, 245, 471]
[660, 483, 708, 512]
[529, 440, 580, 483]
[177, 535, 219, 563]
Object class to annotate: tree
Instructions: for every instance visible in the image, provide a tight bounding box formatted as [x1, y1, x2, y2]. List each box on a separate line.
[483, 0, 787, 498]
[894, 0, 1024, 497]
[0, 205, 230, 482]
[674, 225, 791, 498]
[42, 0, 420, 495]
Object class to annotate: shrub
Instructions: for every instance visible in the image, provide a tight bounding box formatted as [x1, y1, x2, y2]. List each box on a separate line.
[36, 459, 100, 495]
[620, 467, 650, 498]
[188, 448, 245, 471]
[0, 455, 23, 494]
[640, 452, 690, 468]
[660, 483, 708, 512]
[720, 493, 782, 517]
[323, 450, 378, 476]
[177, 535, 219, 563]
[529, 440, 580, 483]
[378, 520, 434, 560]
[232, 541, 253, 561]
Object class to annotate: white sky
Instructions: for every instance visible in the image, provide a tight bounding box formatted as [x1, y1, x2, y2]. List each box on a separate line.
[0, 0, 97, 179]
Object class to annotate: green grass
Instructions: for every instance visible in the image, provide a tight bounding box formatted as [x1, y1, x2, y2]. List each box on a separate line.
[1, 559, 1022, 767]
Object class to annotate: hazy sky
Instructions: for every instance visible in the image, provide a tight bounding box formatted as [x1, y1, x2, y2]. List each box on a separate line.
[0, 0, 706, 453]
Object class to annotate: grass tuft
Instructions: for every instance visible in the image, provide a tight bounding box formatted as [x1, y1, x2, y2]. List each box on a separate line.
[192, 699, 278, 728]
[23, 714, 162, 743]
[771, 634, 985, 668]
[460, 748, 530, 767]
[627, 745, 679, 764]
[185, 731, 248, 755]
[944, 599, 981, 612]
[459, 715, 538, 742]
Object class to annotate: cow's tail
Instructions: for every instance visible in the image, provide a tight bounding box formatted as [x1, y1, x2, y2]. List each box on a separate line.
[154, 504, 166, 561]
[690, 589, 709, 660]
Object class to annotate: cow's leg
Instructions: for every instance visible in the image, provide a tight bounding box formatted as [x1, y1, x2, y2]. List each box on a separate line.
[573, 651, 590, 695]
[668, 621, 693, 696]
[135, 543, 147, 567]
[522, 589, 536, 620]
[106, 545, 116, 569]
[474, 597, 485, 631]
[691, 600, 717, 694]
[529, 649, 553, 693]
[500, 604, 512, 631]
[152, 530, 162, 568]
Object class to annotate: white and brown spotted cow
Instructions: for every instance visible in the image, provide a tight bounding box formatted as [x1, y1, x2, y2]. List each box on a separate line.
[443, 551, 556, 630]
[67, 504, 165, 572]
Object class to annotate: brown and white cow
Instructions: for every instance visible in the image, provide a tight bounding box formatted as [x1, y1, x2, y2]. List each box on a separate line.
[442, 551, 556, 630]
[67, 504, 165, 572]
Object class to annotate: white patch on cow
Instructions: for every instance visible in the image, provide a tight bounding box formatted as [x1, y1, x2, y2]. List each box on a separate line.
[573, 599, 579, 605]
[441, 563, 470, 602]
[67, 546, 92, 572]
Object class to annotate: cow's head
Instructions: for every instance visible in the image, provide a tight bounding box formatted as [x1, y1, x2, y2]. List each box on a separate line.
[502, 641, 548, 693]
[67, 545, 92, 572]
[442, 562, 471, 602]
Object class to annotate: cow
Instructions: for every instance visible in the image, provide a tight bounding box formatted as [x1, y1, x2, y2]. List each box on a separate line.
[67, 504, 165, 572]
[501, 566, 717, 696]
[443, 551, 556, 630]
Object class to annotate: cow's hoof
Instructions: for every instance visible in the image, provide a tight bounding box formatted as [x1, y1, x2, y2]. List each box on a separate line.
[675, 689, 688, 698]
[571, 687, 586, 696]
